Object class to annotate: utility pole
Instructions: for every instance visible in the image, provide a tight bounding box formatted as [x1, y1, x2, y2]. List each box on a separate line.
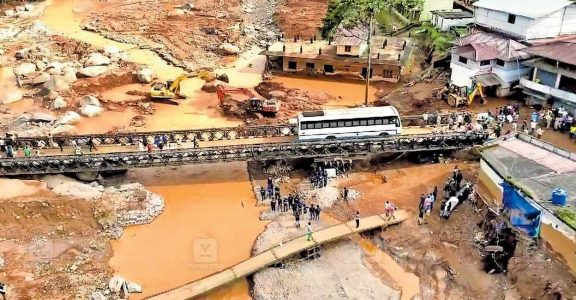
[364, 12, 373, 107]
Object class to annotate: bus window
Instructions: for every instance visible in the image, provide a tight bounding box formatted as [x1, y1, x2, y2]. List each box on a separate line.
[367, 119, 375, 125]
[322, 122, 330, 128]
[314, 122, 322, 129]
[381, 118, 389, 125]
[330, 121, 337, 128]
[338, 121, 345, 127]
[352, 120, 360, 126]
[301, 122, 309, 130]
[360, 119, 368, 126]
[345, 120, 353, 127]
[375, 119, 383, 125]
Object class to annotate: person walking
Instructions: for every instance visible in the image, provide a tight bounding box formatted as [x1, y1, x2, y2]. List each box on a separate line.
[536, 127, 544, 139]
[456, 170, 464, 190]
[315, 205, 321, 220]
[355, 211, 360, 228]
[423, 197, 432, 217]
[260, 187, 266, 201]
[385, 201, 396, 220]
[343, 187, 349, 202]
[295, 212, 301, 228]
[271, 198, 276, 212]
[57, 139, 64, 152]
[306, 222, 313, 241]
[88, 137, 95, 152]
[432, 186, 438, 201]
[309, 205, 315, 220]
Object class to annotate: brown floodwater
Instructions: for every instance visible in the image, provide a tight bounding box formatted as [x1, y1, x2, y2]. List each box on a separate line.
[110, 163, 267, 299]
[271, 75, 383, 108]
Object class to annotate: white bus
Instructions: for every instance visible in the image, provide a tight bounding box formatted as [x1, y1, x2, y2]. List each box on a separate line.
[297, 106, 402, 141]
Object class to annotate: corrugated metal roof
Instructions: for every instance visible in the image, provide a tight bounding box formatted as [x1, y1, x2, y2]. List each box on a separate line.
[473, 0, 571, 19]
[333, 24, 368, 46]
[455, 31, 530, 61]
[333, 36, 364, 46]
[430, 9, 473, 19]
[474, 73, 505, 87]
[524, 41, 576, 66]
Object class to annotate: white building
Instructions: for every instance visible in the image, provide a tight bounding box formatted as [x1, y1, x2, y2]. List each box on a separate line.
[430, 9, 474, 32]
[450, 31, 532, 96]
[473, 0, 576, 40]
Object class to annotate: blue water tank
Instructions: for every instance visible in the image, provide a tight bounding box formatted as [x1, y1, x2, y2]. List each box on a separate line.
[551, 188, 567, 206]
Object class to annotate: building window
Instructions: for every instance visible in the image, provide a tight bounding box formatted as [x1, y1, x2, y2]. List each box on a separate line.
[458, 56, 468, 64]
[496, 59, 505, 67]
[344, 45, 352, 52]
[324, 64, 334, 73]
[508, 14, 516, 24]
[480, 60, 490, 66]
[288, 61, 297, 70]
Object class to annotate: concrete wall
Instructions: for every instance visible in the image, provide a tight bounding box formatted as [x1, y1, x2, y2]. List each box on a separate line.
[476, 6, 576, 39]
[475, 7, 532, 38]
[561, 5, 576, 34]
[540, 213, 576, 274]
[434, 16, 474, 31]
[536, 69, 558, 88]
[336, 45, 361, 56]
[420, 0, 453, 21]
[478, 159, 504, 206]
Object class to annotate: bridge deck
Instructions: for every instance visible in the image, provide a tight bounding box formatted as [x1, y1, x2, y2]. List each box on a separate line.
[145, 211, 408, 300]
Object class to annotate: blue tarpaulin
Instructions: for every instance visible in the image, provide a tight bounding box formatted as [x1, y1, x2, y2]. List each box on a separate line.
[501, 182, 542, 238]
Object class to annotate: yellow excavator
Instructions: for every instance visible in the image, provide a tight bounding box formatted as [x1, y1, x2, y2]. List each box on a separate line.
[149, 74, 189, 105]
[438, 83, 486, 107]
[148, 71, 230, 105]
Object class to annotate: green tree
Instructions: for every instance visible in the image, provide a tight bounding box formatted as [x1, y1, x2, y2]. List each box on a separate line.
[321, 0, 388, 39]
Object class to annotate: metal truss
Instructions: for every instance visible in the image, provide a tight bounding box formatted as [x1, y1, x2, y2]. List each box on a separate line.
[0, 132, 488, 175]
[12, 114, 459, 148]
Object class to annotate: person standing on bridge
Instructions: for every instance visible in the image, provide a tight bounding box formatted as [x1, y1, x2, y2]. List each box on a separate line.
[260, 186, 266, 201]
[295, 211, 301, 228]
[23, 145, 31, 158]
[385, 201, 396, 220]
[88, 137, 95, 152]
[355, 211, 360, 228]
[306, 222, 313, 241]
[147, 142, 153, 153]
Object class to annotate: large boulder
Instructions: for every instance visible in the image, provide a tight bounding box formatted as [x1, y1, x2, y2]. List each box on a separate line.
[218, 43, 241, 55]
[84, 53, 111, 67]
[126, 282, 142, 293]
[78, 66, 107, 77]
[80, 95, 101, 107]
[79, 104, 103, 117]
[30, 112, 56, 123]
[104, 46, 120, 56]
[35, 60, 46, 71]
[33, 72, 51, 85]
[14, 63, 37, 76]
[108, 276, 125, 293]
[61, 66, 78, 83]
[89, 291, 106, 300]
[56, 111, 81, 125]
[42, 75, 70, 92]
[51, 96, 67, 110]
[46, 90, 59, 101]
[0, 90, 23, 104]
[50, 124, 76, 135]
[136, 68, 154, 83]
[45, 61, 63, 75]
[4, 9, 15, 17]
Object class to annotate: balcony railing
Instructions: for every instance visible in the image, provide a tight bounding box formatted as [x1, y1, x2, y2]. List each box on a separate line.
[520, 78, 576, 103]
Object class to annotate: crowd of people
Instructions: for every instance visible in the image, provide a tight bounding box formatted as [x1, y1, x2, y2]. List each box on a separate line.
[260, 177, 323, 228]
[418, 166, 474, 224]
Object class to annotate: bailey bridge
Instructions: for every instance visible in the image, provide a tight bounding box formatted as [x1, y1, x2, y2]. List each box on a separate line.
[11, 114, 456, 148]
[0, 131, 487, 176]
[145, 211, 408, 300]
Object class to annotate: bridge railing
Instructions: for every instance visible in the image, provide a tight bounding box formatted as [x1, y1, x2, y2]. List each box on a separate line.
[0, 132, 488, 175]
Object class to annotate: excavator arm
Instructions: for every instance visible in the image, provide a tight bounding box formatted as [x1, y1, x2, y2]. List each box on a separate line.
[468, 83, 485, 105]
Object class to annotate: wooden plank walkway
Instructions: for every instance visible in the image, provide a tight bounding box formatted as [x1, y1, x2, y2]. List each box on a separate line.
[145, 211, 408, 300]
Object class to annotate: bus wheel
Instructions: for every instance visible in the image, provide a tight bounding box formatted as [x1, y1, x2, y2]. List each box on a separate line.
[379, 132, 389, 136]
[326, 136, 337, 140]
